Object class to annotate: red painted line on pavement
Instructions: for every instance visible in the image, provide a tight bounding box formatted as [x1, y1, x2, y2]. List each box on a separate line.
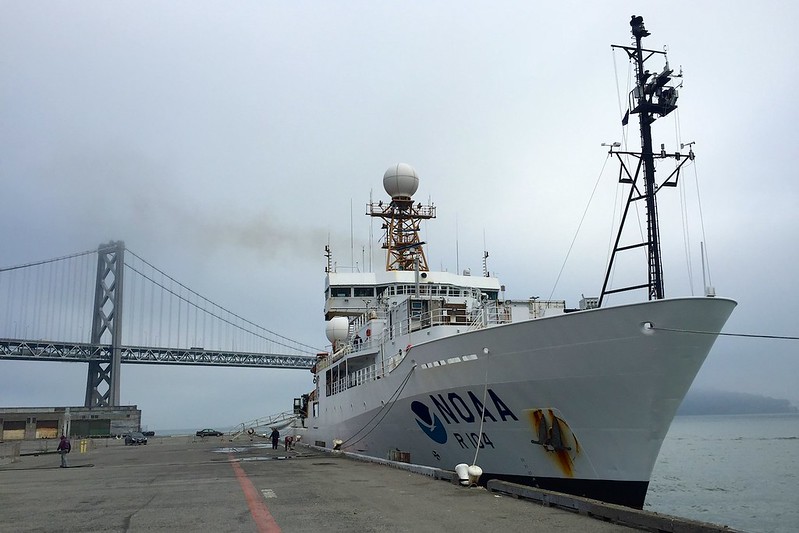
[229, 455, 282, 533]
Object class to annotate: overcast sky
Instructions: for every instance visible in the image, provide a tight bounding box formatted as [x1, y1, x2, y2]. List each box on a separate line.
[2, 2, 798, 430]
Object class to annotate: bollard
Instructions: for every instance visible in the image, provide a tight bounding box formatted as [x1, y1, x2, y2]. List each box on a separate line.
[80, 439, 87, 453]
[454, 463, 470, 486]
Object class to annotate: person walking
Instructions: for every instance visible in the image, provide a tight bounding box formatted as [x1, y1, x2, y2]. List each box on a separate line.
[270, 428, 279, 450]
[57, 435, 71, 468]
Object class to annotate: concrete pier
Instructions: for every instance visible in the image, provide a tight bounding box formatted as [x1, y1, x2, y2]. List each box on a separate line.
[0, 437, 740, 532]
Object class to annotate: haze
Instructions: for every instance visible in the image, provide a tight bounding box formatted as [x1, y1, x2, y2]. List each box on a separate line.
[2, 2, 797, 430]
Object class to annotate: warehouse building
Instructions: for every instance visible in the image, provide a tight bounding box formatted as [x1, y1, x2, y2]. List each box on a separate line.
[0, 406, 141, 440]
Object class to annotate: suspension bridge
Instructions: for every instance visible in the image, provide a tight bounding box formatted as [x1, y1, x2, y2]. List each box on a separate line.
[0, 241, 320, 409]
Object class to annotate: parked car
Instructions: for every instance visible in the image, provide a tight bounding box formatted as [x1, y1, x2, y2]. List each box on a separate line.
[125, 432, 148, 445]
[196, 428, 224, 437]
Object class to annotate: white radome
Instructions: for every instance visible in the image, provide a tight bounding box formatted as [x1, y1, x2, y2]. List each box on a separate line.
[383, 163, 419, 199]
[325, 316, 350, 343]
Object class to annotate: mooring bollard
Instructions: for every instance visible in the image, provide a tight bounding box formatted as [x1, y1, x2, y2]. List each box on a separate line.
[80, 439, 87, 453]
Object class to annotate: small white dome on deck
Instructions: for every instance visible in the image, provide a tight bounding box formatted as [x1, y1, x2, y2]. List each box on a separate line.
[325, 316, 350, 343]
[383, 163, 419, 200]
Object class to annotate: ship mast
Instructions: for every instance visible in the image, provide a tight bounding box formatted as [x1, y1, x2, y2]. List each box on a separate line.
[599, 16, 694, 306]
[368, 163, 436, 271]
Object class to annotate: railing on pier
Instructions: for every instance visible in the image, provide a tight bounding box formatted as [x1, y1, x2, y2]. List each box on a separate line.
[229, 411, 299, 440]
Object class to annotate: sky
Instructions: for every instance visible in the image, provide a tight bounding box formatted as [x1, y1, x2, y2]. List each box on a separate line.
[2, 2, 798, 430]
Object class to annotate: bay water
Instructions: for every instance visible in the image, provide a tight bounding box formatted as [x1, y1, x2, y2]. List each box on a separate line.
[646, 413, 799, 533]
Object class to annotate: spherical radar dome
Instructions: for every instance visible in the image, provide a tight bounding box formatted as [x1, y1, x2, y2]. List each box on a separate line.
[383, 163, 419, 200]
[325, 316, 350, 343]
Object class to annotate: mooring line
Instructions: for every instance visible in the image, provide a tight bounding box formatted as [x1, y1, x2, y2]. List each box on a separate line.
[652, 326, 799, 341]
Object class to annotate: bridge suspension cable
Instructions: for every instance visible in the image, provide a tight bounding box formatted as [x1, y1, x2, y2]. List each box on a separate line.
[0, 249, 96, 273]
[1, 244, 323, 357]
[1, 242, 321, 408]
[124, 248, 322, 355]
[1, 249, 96, 343]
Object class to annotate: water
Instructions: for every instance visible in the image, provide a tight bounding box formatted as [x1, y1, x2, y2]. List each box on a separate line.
[152, 428, 198, 436]
[646, 413, 799, 533]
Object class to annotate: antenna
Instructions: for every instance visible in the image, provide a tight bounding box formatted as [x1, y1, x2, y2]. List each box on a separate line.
[369, 189, 373, 272]
[324, 243, 332, 273]
[601, 16, 693, 306]
[350, 198, 354, 271]
[701, 242, 715, 297]
[455, 213, 460, 275]
[482, 229, 489, 277]
[700, 242, 707, 292]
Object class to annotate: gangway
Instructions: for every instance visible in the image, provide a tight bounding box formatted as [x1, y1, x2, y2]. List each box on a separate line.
[229, 411, 299, 441]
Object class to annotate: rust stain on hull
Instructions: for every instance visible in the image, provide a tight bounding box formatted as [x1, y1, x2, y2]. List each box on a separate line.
[525, 408, 580, 477]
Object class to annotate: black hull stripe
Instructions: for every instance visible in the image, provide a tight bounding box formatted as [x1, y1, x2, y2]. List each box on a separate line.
[480, 472, 649, 509]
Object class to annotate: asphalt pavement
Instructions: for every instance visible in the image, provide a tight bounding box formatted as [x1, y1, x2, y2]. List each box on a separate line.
[0, 435, 643, 532]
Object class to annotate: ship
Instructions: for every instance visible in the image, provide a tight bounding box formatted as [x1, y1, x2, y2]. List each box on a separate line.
[294, 16, 736, 509]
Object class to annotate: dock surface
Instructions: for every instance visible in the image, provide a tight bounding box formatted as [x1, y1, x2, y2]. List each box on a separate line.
[0, 437, 716, 532]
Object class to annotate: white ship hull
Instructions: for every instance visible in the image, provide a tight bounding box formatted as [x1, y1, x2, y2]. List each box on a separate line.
[302, 297, 735, 508]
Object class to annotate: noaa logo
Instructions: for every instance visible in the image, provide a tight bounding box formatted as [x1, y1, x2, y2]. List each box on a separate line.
[411, 400, 447, 444]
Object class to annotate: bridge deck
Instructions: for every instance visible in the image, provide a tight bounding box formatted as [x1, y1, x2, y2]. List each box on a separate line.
[0, 338, 315, 369]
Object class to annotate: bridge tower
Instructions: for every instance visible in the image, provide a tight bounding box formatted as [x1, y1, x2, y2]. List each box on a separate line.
[85, 241, 125, 407]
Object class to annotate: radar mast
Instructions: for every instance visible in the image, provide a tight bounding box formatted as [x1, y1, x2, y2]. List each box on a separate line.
[368, 163, 436, 271]
[600, 16, 694, 306]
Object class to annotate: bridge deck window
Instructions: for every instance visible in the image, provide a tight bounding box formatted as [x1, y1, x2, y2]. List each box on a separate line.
[353, 287, 374, 297]
[331, 287, 350, 297]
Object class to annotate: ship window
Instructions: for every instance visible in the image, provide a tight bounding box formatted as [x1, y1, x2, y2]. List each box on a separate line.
[377, 286, 387, 297]
[353, 287, 374, 297]
[485, 291, 498, 300]
[331, 287, 350, 297]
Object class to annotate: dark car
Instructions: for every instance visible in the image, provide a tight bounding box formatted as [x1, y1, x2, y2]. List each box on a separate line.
[125, 432, 148, 445]
[196, 428, 224, 437]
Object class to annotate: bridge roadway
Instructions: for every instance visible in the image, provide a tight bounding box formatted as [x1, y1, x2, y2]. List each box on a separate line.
[0, 338, 316, 369]
[0, 436, 739, 533]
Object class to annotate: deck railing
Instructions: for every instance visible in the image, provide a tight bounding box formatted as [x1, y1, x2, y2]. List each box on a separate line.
[467, 302, 512, 331]
[326, 350, 407, 396]
[321, 300, 517, 396]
